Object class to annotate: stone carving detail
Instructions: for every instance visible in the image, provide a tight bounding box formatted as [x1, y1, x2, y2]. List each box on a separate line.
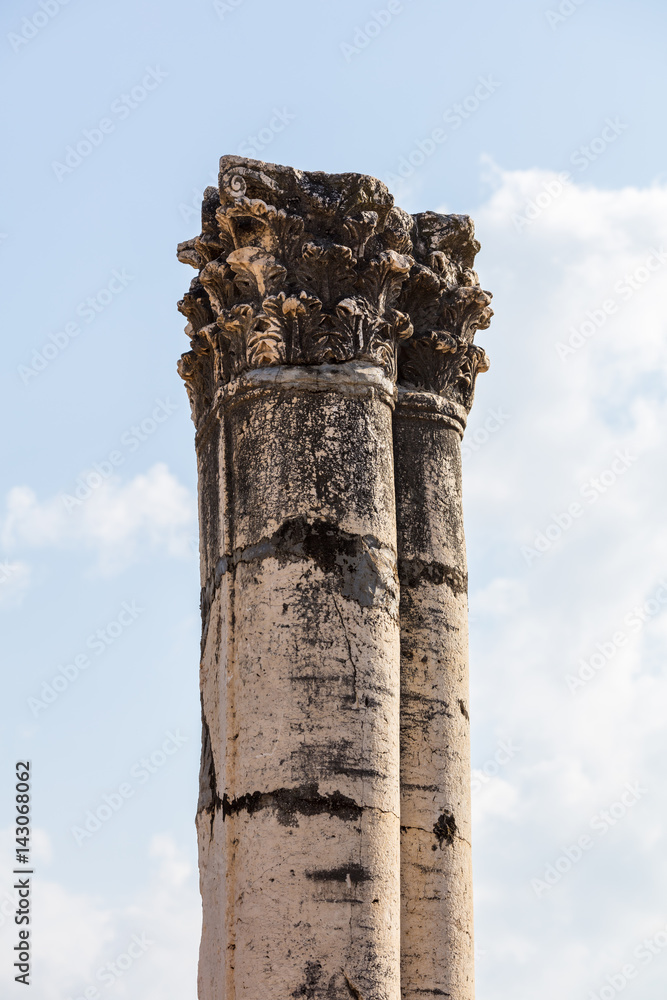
[177, 157, 492, 423]
[396, 213, 493, 411]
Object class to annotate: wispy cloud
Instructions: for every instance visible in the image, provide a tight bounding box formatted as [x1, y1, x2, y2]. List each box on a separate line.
[0, 463, 195, 576]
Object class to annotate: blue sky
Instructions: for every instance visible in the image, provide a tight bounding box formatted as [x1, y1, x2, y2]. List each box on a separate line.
[1, 1, 666, 997]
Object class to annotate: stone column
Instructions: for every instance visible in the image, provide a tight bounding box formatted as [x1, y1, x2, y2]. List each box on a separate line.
[177, 157, 415, 1000]
[177, 158, 492, 1000]
[394, 216, 492, 1000]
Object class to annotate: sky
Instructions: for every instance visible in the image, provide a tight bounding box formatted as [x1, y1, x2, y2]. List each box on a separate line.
[1, 0, 666, 997]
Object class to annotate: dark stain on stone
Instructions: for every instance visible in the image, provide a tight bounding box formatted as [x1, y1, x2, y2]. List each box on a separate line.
[222, 783, 362, 827]
[458, 698, 469, 720]
[433, 810, 457, 849]
[210, 516, 398, 610]
[412, 991, 451, 996]
[292, 961, 323, 1000]
[398, 556, 467, 596]
[290, 741, 385, 783]
[322, 898, 363, 905]
[401, 691, 452, 721]
[305, 862, 372, 883]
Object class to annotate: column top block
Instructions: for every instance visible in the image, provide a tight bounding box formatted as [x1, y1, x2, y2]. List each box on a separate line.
[177, 156, 492, 426]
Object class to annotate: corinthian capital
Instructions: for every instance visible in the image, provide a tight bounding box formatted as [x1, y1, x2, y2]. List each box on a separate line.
[396, 211, 493, 411]
[176, 158, 492, 424]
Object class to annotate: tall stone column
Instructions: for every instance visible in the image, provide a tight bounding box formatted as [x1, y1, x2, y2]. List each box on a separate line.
[177, 157, 492, 1000]
[178, 157, 414, 1000]
[394, 217, 492, 1000]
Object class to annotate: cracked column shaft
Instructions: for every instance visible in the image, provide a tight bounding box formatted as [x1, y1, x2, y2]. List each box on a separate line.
[198, 362, 401, 1000]
[177, 158, 492, 1000]
[178, 157, 409, 1000]
[394, 215, 493, 1000]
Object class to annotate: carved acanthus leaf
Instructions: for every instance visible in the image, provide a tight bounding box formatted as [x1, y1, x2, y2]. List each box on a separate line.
[217, 304, 257, 379]
[177, 348, 214, 427]
[195, 234, 225, 265]
[438, 285, 494, 344]
[178, 281, 215, 332]
[227, 247, 287, 300]
[296, 243, 356, 307]
[355, 251, 414, 313]
[199, 260, 237, 315]
[217, 198, 305, 261]
[343, 212, 378, 259]
[177, 239, 201, 269]
[399, 336, 489, 410]
[256, 292, 324, 366]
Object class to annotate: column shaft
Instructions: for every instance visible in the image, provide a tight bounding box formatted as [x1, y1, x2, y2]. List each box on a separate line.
[196, 364, 401, 1000]
[394, 393, 473, 1000]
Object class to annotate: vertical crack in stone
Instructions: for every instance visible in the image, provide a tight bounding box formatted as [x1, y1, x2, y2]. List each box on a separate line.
[342, 970, 364, 1000]
[198, 704, 222, 838]
[333, 596, 359, 706]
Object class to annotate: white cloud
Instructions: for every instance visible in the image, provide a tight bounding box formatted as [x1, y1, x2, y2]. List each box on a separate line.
[459, 165, 667, 999]
[0, 463, 196, 576]
[0, 828, 200, 1000]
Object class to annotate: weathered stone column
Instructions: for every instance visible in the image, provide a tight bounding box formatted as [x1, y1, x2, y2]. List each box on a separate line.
[394, 217, 492, 1000]
[177, 157, 416, 1000]
[177, 157, 492, 1000]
